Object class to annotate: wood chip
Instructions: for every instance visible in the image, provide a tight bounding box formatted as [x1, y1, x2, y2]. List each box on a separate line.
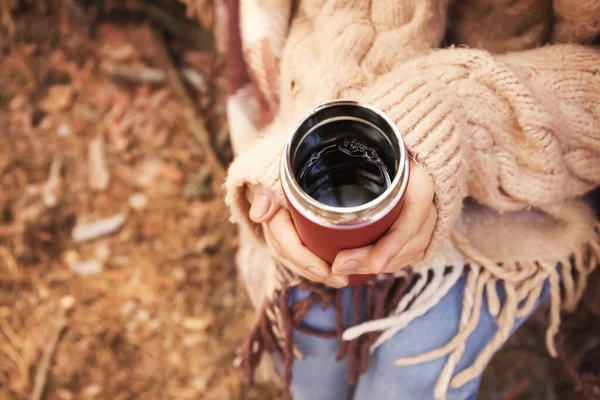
[136, 309, 150, 322]
[9, 94, 27, 110]
[100, 43, 136, 62]
[191, 372, 213, 392]
[40, 85, 74, 113]
[102, 60, 208, 91]
[95, 243, 110, 262]
[100, 61, 165, 84]
[88, 136, 111, 192]
[69, 259, 103, 277]
[181, 68, 208, 94]
[194, 233, 221, 252]
[82, 385, 102, 399]
[42, 154, 62, 208]
[128, 193, 148, 210]
[57, 122, 71, 137]
[56, 388, 75, 400]
[60, 295, 76, 310]
[55, 389, 74, 400]
[182, 315, 214, 331]
[62, 250, 79, 266]
[72, 213, 126, 243]
[30, 307, 67, 400]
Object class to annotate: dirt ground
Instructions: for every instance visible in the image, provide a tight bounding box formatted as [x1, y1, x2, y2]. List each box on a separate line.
[0, 2, 598, 400]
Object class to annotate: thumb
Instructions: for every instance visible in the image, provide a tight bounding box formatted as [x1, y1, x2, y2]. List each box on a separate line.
[249, 188, 281, 223]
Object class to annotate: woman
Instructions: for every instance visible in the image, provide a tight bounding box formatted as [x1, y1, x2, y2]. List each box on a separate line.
[222, 0, 600, 398]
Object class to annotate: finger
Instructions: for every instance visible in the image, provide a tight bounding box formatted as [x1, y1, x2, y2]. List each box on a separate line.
[369, 162, 435, 274]
[265, 228, 348, 288]
[249, 188, 281, 223]
[247, 183, 291, 208]
[265, 209, 349, 287]
[331, 246, 374, 276]
[381, 205, 437, 274]
[263, 227, 324, 282]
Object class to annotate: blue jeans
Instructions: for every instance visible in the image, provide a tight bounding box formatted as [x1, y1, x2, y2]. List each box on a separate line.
[282, 276, 551, 400]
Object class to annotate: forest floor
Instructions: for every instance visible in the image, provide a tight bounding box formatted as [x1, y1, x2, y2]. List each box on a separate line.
[0, 2, 598, 399]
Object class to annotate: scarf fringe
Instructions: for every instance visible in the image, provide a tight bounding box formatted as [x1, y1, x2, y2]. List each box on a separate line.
[424, 225, 600, 399]
[236, 272, 414, 388]
[236, 225, 600, 400]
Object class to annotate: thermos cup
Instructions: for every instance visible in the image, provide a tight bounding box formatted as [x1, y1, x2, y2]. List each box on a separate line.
[280, 100, 410, 287]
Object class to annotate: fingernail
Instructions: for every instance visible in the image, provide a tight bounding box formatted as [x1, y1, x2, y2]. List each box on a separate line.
[306, 266, 326, 279]
[249, 194, 270, 221]
[326, 275, 348, 288]
[337, 259, 361, 274]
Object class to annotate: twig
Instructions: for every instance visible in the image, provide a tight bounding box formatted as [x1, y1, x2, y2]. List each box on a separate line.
[100, 61, 209, 93]
[0, 0, 16, 34]
[0, 246, 20, 279]
[88, 135, 111, 192]
[181, 68, 209, 94]
[120, 0, 213, 50]
[100, 61, 165, 84]
[72, 213, 126, 243]
[30, 307, 68, 400]
[42, 154, 63, 208]
[150, 28, 226, 184]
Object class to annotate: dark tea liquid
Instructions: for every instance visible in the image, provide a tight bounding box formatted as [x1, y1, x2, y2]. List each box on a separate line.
[296, 138, 392, 208]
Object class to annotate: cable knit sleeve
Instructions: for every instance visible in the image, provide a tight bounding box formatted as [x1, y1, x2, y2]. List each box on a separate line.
[225, 0, 452, 249]
[224, 115, 295, 240]
[365, 44, 600, 216]
[361, 69, 468, 257]
[225, 43, 600, 259]
[225, 0, 600, 262]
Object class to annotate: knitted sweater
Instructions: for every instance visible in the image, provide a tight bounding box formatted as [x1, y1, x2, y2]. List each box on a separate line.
[220, 0, 600, 397]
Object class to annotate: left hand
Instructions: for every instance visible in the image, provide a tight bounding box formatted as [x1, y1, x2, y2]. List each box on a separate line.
[331, 160, 437, 276]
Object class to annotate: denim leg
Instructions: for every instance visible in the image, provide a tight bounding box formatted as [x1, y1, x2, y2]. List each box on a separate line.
[353, 276, 551, 400]
[279, 287, 356, 400]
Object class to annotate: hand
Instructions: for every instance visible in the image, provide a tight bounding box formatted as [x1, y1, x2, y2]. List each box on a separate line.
[331, 160, 436, 276]
[246, 186, 349, 288]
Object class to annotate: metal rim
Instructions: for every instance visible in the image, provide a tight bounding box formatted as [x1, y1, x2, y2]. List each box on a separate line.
[281, 99, 409, 228]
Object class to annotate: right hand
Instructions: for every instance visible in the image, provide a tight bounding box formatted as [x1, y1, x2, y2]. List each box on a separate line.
[245, 185, 349, 289]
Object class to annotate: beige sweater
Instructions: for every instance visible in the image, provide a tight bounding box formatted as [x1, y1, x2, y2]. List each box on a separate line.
[221, 0, 600, 397]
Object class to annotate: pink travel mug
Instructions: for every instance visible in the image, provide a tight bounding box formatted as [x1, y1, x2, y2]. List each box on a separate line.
[280, 100, 410, 287]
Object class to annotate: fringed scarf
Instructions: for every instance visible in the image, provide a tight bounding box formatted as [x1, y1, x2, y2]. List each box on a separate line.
[218, 0, 600, 397]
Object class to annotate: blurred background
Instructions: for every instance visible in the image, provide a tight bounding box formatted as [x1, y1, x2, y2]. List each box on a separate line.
[0, 1, 598, 399]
